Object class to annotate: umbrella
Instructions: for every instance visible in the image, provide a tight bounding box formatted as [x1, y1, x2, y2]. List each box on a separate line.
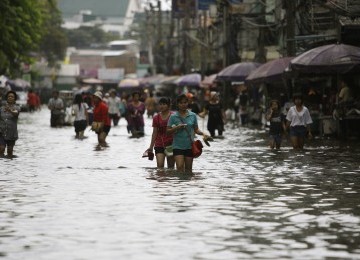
[245, 57, 294, 84]
[118, 78, 140, 88]
[139, 74, 165, 87]
[290, 43, 360, 74]
[200, 74, 217, 88]
[216, 62, 261, 82]
[160, 75, 179, 85]
[175, 73, 201, 87]
[82, 78, 103, 84]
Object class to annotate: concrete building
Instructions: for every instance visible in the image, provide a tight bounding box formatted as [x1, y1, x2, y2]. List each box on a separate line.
[58, 0, 143, 36]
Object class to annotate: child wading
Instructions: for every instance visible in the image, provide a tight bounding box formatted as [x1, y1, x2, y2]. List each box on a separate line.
[266, 100, 286, 149]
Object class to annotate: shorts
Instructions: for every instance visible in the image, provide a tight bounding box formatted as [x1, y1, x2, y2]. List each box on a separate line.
[154, 147, 165, 154]
[173, 148, 193, 158]
[290, 125, 307, 137]
[74, 120, 87, 132]
[97, 125, 111, 135]
[270, 134, 282, 144]
[0, 136, 16, 146]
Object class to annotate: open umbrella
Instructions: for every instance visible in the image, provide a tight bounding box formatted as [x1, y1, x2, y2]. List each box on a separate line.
[118, 78, 140, 88]
[82, 78, 103, 84]
[175, 73, 201, 87]
[139, 74, 165, 87]
[216, 62, 261, 82]
[290, 43, 360, 74]
[200, 74, 217, 88]
[246, 57, 294, 84]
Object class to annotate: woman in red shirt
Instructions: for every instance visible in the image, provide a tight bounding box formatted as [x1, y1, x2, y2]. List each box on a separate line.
[92, 91, 111, 146]
[147, 97, 174, 168]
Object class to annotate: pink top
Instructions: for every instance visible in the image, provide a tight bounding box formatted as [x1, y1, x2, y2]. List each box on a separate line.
[153, 112, 173, 147]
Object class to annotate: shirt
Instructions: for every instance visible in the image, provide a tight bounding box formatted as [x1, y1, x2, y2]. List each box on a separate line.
[153, 112, 173, 147]
[72, 103, 88, 121]
[286, 106, 313, 127]
[107, 96, 121, 114]
[268, 111, 285, 135]
[93, 101, 111, 126]
[0, 104, 20, 140]
[168, 110, 198, 150]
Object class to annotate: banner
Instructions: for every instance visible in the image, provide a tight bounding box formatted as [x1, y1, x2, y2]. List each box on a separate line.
[198, 0, 216, 10]
[172, 0, 197, 18]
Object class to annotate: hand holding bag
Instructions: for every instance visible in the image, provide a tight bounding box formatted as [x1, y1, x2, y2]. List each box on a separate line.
[164, 145, 173, 157]
[91, 121, 104, 133]
[180, 118, 203, 158]
[191, 140, 203, 158]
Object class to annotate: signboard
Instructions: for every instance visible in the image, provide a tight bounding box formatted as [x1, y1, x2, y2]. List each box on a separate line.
[198, 0, 216, 10]
[98, 68, 124, 81]
[172, 0, 197, 18]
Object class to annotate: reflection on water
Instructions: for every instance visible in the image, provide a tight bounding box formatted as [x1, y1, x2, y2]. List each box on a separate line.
[0, 108, 360, 259]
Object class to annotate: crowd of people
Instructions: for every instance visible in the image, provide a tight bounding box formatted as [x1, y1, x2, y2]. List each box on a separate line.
[0, 80, 316, 164]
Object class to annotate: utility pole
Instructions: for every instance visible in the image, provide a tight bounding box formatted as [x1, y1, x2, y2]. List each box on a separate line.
[183, 1, 191, 74]
[286, 0, 296, 56]
[255, 0, 267, 63]
[166, 10, 175, 74]
[156, 0, 163, 73]
[223, 2, 230, 68]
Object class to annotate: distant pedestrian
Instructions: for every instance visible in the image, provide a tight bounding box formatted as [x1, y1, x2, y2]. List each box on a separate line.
[27, 89, 37, 112]
[92, 91, 111, 147]
[0, 91, 20, 158]
[145, 92, 156, 118]
[167, 94, 210, 172]
[286, 94, 313, 149]
[266, 100, 286, 149]
[72, 94, 89, 139]
[147, 97, 174, 168]
[48, 90, 64, 127]
[107, 89, 122, 126]
[199, 91, 226, 138]
[127, 91, 145, 137]
[83, 95, 94, 126]
[187, 92, 201, 114]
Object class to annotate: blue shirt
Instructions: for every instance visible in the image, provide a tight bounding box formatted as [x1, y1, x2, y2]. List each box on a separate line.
[168, 110, 198, 149]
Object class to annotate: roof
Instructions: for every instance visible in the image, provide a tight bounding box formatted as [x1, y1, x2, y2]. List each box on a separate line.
[109, 40, 138, 46]
[58, 0, 130, 18]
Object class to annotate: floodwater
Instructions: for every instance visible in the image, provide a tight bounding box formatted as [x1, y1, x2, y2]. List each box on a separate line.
[1, 108, 360, 260]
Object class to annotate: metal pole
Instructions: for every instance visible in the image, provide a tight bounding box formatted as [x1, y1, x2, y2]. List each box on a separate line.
[286, 0, 296, 56]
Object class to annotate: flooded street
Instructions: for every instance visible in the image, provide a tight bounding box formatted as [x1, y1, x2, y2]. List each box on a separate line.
[1, 108, 360, 259]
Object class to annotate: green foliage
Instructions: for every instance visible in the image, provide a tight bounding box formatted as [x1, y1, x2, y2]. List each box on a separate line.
[0, 0, 44, 75]
[0, 0, 67, 76]
[39, 0, 68, 67]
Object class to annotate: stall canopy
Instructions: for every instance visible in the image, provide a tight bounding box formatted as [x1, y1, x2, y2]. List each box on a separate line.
[175, 73, 201, 87]
[216, 62, 261, 82]
[246, 57, 294, 84]
[290, 43, 360, 74]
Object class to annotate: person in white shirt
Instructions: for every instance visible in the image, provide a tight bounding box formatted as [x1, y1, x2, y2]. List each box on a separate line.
[107, 89, 122, 126]
[286, 93, 313, 149]
[72, 94, 88, 139]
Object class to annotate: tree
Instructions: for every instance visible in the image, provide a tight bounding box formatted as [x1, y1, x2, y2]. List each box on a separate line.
[39, 0, 68, 67]
[0, 0, 44, 75]
[65, 26, 119, 49]
[0, 0, 67, 75]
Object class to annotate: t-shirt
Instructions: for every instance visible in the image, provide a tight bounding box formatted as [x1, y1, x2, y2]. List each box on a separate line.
[72, 103, 88, 121]
[168, 111, 198, 150]
[269, 111, 285, 135]
[286, 106, 313, 127]
[153, 112, 173, 147]
[93, 101, 111, 126]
